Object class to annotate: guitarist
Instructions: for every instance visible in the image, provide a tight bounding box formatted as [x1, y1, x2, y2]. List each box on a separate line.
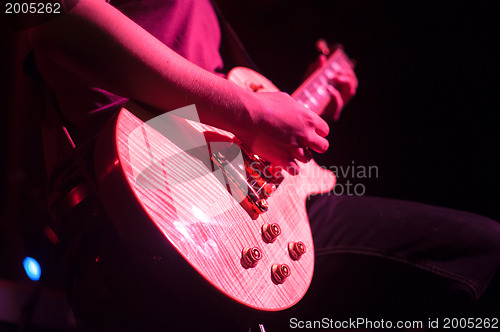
[24, 0, 500, 330]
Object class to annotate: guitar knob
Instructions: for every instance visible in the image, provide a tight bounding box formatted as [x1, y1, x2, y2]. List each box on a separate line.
[261, 223, 281, 243]
[241, 247, 262, 269]
[288, 241, 306, 260]
[271, 263, 290, 285]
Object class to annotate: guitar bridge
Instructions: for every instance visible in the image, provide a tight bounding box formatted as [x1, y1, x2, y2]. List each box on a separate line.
[210, 141, 284, 220]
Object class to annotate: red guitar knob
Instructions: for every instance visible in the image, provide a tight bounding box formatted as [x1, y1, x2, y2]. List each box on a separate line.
[271, 263, 290, 285]
[241, 247, 262, 269]
[288, 241, 306, 260]
[262, 223, 281, 243]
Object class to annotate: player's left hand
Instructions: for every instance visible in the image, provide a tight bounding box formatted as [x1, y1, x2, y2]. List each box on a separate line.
[305, 52, 358, 121]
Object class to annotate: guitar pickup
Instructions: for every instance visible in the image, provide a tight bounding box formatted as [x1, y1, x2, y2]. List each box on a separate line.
[210, 141, 283, 220]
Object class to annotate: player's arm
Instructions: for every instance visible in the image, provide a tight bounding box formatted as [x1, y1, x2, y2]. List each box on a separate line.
[27, 0, 329, 174]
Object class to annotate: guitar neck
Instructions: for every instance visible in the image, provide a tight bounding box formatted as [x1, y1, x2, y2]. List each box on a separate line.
[292, 46, 355, 115]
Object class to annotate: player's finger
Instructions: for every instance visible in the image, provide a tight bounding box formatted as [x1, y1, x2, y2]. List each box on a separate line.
[291, 146, 313, 163]
[303, 135, 329, 154]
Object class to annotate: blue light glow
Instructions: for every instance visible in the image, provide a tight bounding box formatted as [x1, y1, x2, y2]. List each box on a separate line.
[23, 257, 41, 281]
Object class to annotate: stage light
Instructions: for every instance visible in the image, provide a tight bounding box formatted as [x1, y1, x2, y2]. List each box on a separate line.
[23, 257, 41, 281]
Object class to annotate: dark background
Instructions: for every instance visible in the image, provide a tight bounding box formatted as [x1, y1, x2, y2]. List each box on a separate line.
[0, 0, 498, 320]
[219, 0, 499, 220]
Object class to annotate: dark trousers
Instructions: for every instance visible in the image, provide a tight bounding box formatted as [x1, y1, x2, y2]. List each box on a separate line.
[63, 194, 500, 331]
[263, 195, 500, 330]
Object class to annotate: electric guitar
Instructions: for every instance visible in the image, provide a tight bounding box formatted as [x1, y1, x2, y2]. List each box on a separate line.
[94, 46, 355, 311]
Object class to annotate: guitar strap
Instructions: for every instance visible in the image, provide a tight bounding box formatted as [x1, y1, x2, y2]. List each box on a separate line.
[23, 51, 101, 221]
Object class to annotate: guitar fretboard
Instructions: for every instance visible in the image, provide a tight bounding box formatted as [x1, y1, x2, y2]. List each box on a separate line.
[292, 47, 355, 115]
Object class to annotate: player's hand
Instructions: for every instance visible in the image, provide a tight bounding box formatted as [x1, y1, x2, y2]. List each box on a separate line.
[306, 54, 358, 121]
[238, 91, 330, 175]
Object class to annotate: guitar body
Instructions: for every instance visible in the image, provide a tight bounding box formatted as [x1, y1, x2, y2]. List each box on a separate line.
[95, 67, 336, 311]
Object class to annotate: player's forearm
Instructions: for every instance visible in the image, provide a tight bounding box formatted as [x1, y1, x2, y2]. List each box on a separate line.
[27, 0, 332, 173]
[27, 0, 254, 135]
